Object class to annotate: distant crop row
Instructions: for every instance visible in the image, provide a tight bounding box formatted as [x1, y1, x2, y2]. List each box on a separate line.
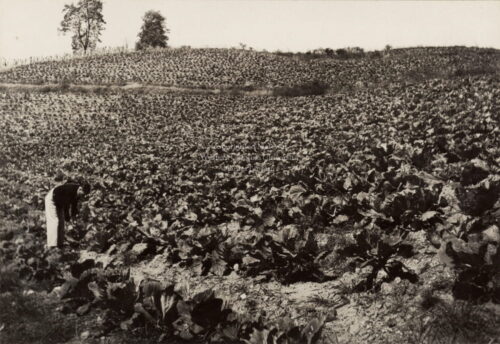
[0, 46, 498, 89]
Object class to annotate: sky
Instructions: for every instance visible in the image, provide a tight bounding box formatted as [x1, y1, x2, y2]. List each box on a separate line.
[0, 0, 499, 62]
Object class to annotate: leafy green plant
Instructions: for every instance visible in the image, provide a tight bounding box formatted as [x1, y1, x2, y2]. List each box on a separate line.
[240, 225, 333, 283]
[438, 236, 500, 303]
[338, 229, 417, 291]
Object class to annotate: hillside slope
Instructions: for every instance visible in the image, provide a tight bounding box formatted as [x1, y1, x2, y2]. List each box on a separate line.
[0, 46, 498, 89]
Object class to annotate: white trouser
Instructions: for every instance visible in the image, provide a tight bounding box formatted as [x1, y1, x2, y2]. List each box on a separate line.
[45, 188, 65, 247]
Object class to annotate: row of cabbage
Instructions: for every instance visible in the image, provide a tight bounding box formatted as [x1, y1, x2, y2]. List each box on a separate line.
[0, 46, 498, 89]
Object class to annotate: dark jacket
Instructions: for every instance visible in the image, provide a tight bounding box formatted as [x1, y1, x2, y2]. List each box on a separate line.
[52, 183, 82, 221]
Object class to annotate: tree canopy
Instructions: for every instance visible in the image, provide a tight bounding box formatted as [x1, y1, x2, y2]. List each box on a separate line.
[59, 0, 106, 53]
[136, 10, 169, 50]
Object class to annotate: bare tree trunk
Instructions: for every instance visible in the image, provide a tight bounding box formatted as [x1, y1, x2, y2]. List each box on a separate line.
[84, 0, 90, 53]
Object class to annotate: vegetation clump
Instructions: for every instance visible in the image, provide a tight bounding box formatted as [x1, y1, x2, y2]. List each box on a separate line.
[59, 0, 106, 54]
[136, 10, 169, 51]
[273, 80, 329, 97]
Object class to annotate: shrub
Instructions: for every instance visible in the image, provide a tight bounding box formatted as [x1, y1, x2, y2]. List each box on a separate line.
[369, 50, 383, 59]
[93, 86, 110, 95]
[272, 80, 329, 97]
[59, 78, 71, 91]
[39, 85, 55, 93]
[0, 263, 21, 293]
[324, 48, 334, 57]
[335, 48, 348, 59]
[453, 64, 498, 77]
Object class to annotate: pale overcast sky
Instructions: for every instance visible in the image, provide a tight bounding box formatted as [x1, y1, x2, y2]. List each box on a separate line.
[0, 0, 499, 61]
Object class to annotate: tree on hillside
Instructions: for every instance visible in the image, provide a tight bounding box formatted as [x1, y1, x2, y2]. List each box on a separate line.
[59, 0, 106, 54]
[136, 10, 169, 50]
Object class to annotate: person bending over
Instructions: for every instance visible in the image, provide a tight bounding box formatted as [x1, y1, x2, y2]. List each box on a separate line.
[45, 180, 91, 248]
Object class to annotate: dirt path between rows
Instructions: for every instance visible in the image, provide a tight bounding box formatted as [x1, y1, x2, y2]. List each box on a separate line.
[0, 82, 273, 96]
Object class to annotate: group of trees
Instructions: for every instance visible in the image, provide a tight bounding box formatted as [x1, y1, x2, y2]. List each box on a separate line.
[60, 0, 169, 53]
[58, 0, 391, 58]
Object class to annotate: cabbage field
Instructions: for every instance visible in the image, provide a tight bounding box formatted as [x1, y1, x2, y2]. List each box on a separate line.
[0, 47, 499, 344]
[0, 46, 498, 89]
